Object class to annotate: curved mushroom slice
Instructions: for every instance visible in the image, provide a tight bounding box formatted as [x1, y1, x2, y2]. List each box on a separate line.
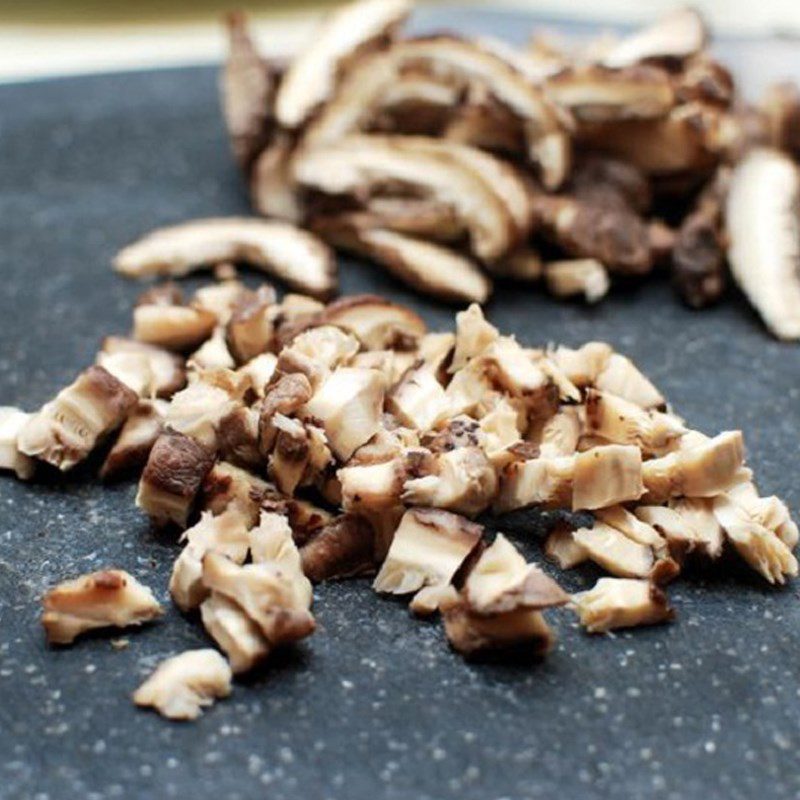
[544, 258, 610, 303]
[220, 11, 274, 170]
[572, 578, 674, 633]
[373, 507, 483, 597]
[443, 94, 526, 155]
[358, 196, 464, 242]
[114, 218, 336, 298]
[42, 569, 163, 645]
[372, 73, 461, 135]
[99, 337, 186, 399]
[19, 366, 138, 472]
[761, 82, 800, 160]
[250, 135, 303, 223]
[322, 294, 426, 351]
[546, 64, 675, 122]
[602, 7, 707, 69]
[300, 514, 379, 581]
[200, 594, 270, 674]
[133, 305, 217, 352]
[275, 0, 412, 129]
[100, 399, 168, 481]
[136, 431, 216, 528]
[725, 148, 800, 340]
[295, 136, 515, 262]
[133, 649, 232, 720]
[305, 37, 569, 188]
[0, 407, 34, 479]
[573, 523, 654, 578]
[712, 494, 798, 584]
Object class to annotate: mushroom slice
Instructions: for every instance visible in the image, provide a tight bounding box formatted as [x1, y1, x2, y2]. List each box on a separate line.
[300, 514, 379, 581]
[250, 135, 303, 223]
[464, 534, 568, 614]
[220, 11, 274, 170]
[450, 303, 499, 373]
[19, 366, 138, 471]
[572, 444, 643, 511]
[275, 0, 411, 129]
[303, 367, 384, 461]
[491, 248, 544, 282]
[544, 525, 588, 569]
[359, 196, 464, 241]
[712, 494, 798, 584]
[544, 258, 609, 303]
[0, 407, 34, 479]
[133, 649, 232, 720]
[725, 148, 800, 340]
[295, 136, 514, 262]
[136, 431, 215, 528]
[100, 399, 167, 481]
[373, 507, 483, 597]
[584, 388, 685, 455]
[200, 594, 270, 674]
[169, 506, 251, 612]
[546, 65, 675, 122]
[641, 430, 744, 502]
[387, 364, 450, 433]
[305, 37, 569, 188]
[761, 82, 800, 160]
[372, 72, 461, 135]
[321, 294, 426, 351]
[443, 94, 525, 155]
[573, 523, 654, 578]
[133, 304, 217, 352]
[99, 337, 186, 399]
[42, 569, 163, 645]
[602, 7, 707, 68]
[403, 447, 497, 517]
[572, 578, 674, 633]
[202, 552, 315, 645]
[114, 218, 336, 298]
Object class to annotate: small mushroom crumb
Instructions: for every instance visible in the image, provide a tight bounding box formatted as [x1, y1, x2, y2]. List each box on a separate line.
[42, 570, 163, 645]
[133, 649, 232, 720]
[544, 258, 610, 303]
[573, 523, 655, 578]
[572, 578, 675, 633]
[200, 594, 270, 674]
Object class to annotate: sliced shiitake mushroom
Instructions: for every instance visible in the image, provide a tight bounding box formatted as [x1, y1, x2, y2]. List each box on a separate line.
[321, 294, 426, 350]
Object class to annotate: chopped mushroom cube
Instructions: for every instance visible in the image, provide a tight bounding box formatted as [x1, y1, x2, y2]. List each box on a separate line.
[42, 569, 163, 645]
[544, 525, 588, 569]
[133, 649, 232, 720]
[573, 523, 654, 578]
[200, 594, 270, 674]
[300, 514, 379, 581]
[100, 399, 167, 481]
[572, 444, 643, 510]
[450, 304, 499, 374]
[572, 578, 674, 633]
[388, 366, 450, 432]
[99, 337, 186, 399]
[0, 407, 34, 479]
[544, 258, 610, 303]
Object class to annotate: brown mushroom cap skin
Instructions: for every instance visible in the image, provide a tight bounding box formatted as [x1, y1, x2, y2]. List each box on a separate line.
[300, 514, 378, 582]
[100, 399, 167, 481]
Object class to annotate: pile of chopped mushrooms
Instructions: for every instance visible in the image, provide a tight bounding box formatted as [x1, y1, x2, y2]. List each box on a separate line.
[2, 271, 797, 719]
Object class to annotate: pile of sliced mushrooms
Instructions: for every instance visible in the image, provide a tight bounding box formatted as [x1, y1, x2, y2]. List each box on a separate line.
[2, 268, 797, 719]
[1, 0, 799, 723]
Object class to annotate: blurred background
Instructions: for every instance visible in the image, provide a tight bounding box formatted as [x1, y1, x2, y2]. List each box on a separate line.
[2, 0, 800, 82]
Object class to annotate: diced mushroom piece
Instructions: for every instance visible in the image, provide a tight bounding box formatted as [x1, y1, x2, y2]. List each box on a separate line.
[339, 458, 405, 512]
[188, 327, 236, 371]
[464, 534, 569, 614]
[96, 350, 159, 397]
[573, 523, 654, 578]
[100, 399, 167, 480]
[201, 460, 271, 524]
[268, 414, 309, 495]
[202, 552, 315, 645]
[634, 505, 698, 560]
[409, 583, 461, 617]
[220, 11, 274, 170]
[225, 287, 275, 364]
[537, 406, 582, 458]
[726, 481, 799, 549]
[387, 366, 450, 433]
[133, 304, 217, 352]
[115, 218, 336, 298]
[602, 7, 707, 68]
[403, 447, 497, 516]
[373, 507, 483, 597]
[0, 407, 34, 479]
[641, 430, 744, 502]
[595, 505, 668, 553]
[584, 389, 685, 455]
[275, 0, 411, 129]
[250, 135, 303, 223]
[544, 525, 588, 569]
[192, 281, 251, 325]
[322, 294, 425, 351]
[418, 332, 456, 378]
[668, 497, 724, 559]
[170, 507, 251, 612]
[237, 352, 277, 397]
[450, 304, 499, 373]
[479, 398, 523, 467]
[546, 64, 675, 122]
[200, 594, 270, 674]
[492, 248, 544, 282]
[288, 325, 361, 374]
[303, 367, 384, 461]
[572, 445, 643, 511]
[761, 82, 800, 159]
[495, 454, 575, 512]
[42, 569, 163, 645]
[133, 649, 232, 721]
[136, 431, 215, 528]
[594, 352, 664, 410]
[712, 494, 799, 584]
[544, 258, 610, 303]
[569, 155, 651, 214]
[19, 366, 138, 471]
[549, 341, 613, 388]
[572, 578, 674, 633]
[725, 148, 800, 340]
[304, 37, 569, 188]
[300, 514, 379, 581]
[217, 404, 261, 470]
[99, 337, 186, 399]
[248, 510, 304, 571]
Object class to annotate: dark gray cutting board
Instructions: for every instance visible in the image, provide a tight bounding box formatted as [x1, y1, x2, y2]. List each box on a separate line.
[2, 7, 800, 800]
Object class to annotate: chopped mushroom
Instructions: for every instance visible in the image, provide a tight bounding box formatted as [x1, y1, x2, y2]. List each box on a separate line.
[225, 286, 276, 364]
[388, 365, 450, 433]
[572, 578, 674, 633]
[100, 399, 167, 480]
[250, 135, 303, 223]
[42, 569, 163, 645]
[544, 258, 610, 303]
[572, 445, 643, 511]
[300, 514, 379, 581]
[200, 594, 270, 674]
[133, 304, 217, 352]
[450, 304, 499, 374]
[19, 366, 138, 471]
[544, 524, 588, 569]
[115, 218, 336, 298]
[133, 649, 232, 720]
[99, 337, 186, 399]
[0, 407, 34, 479]
[573, 522, 654, 578]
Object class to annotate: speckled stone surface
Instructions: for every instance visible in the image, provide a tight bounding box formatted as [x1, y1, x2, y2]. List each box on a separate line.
[2, 9, 800, 800]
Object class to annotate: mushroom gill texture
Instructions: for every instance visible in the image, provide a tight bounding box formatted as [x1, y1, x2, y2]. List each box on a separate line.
[572, 578, 674, 633]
